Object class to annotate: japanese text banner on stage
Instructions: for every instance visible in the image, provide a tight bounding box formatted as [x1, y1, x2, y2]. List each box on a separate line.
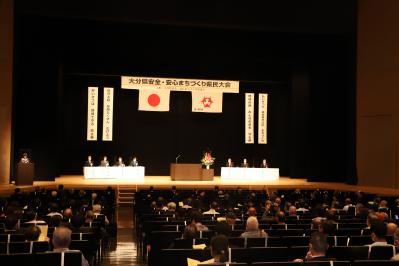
[121, 76, 239, 93]
[102, 87, 114, 141]
[87, 87, 98, 141]
[245, 93, 254, 144]
[191, 91, 223, 113]
[258, 93, 268, 144]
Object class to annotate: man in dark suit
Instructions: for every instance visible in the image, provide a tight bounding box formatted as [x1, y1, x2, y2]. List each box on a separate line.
[240, 158, 249, 168]
[129, 156, 139, 166]
[115, 156, 125, 167]
[226, 158, 234, 167]
[260, 159, 268, 168]
[100, 156, 109, 167]
[84, 155, 94, 167]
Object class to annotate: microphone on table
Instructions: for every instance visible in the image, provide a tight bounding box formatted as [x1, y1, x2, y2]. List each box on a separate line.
[176, 154, 181, 164]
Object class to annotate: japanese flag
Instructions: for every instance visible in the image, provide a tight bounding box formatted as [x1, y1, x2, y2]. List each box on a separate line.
[191, 91, 223, 113]
[138, 89, 170, 112]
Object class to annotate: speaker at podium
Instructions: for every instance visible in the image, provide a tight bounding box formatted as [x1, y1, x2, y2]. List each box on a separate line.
[15, 150, 34, 185]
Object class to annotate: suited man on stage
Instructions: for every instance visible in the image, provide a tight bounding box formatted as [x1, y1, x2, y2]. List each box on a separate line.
[84, 155, 94, 167]
[226, 158, 234, 167]
[115, 156, 125, 167]
[20, 153, 30, 164]
[100, 156, 109, 167]
[260, 159, 268, 168]
[241, 158, 249, 168]
[129, 156, 139, 167]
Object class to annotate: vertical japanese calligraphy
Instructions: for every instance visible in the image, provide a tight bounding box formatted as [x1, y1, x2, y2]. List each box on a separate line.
[258, 93, 268, 144]
[245, 93, 255, 144]
[87, 87, 98, 141]
[102, 87, 114, 141]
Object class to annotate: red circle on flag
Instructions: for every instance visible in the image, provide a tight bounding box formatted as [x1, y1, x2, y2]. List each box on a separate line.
[148, 94, 160, 107]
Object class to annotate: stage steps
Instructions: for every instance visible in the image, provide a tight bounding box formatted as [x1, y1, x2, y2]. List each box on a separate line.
[117, 186, 135, 206]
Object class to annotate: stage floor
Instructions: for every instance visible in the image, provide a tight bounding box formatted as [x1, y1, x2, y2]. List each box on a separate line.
[2, 176, 399, 196]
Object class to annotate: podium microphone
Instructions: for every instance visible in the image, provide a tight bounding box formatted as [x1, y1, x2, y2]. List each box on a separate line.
[176, 154, 181, 164]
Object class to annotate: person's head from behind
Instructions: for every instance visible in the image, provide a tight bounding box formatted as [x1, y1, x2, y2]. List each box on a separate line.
[51, 190, 57, 198]
[71, 214, 85, 229]
[210, 235, 229, 263]
[289, 205, 297, 216]
[215, 221, 231, 237]
[190, 210, 203, 224]
[92, 204, 102, 214]
[63, 208, 73, 218]
[49, 203, 59, 213]
[91, 192, 97, 201]
[25, 225, 41, 241]
[370, 220, 387, 242]
[393, 228, 399, 247]
[319, 220, 336, 236]
[309, 232, 328, 256]
[5, 214, 18, 230]
[210, 201, 218, 211]
[167, 202, 176, 212]
[50, 215, 63, 227]
[247, 207, 257, 217]
[246, 216, 259, 231]
[25, 210, 36, 221]
[52, 226, 72, 249]
[226, 212, 237, 225]
[85, 210, 95, 221]
[367, 213, 378, 227]
[182, 224, 197, 239]
[387, 222, 398, 236]
[275, 211, 286, 224]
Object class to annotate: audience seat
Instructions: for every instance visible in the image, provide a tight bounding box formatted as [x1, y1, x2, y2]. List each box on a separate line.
[35, 251, 82, 266]
[327, 246, 369, 261]
[161, 248, 212, 266]
[0, 253, 34, 265]
[368, 245, 396, 260]
[352, 260, 399, 266]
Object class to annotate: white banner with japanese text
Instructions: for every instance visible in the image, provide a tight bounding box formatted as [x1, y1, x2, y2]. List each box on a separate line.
[102, 87, 114, 141]
[245, 93, 255, 144]
[258, 93, 268, 144]
[87, 87, 98, 141]
[121, 76, 239, 93]
[191, 91, 223, 113]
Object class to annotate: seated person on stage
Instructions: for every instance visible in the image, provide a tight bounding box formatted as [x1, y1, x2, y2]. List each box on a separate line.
[226, 158, 234, 167]
[115, 156, 125, 167]
[129, 156, 139, 167]
[84, 155, 94, 167]
[240, 158, 249, 168]
[20, 152, 30, 163]
[260, 158, 268, 168]
[100, 156, 109, 167]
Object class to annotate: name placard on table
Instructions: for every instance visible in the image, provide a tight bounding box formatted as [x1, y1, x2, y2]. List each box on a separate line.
[221, 167, 279, 182]
[84, 166, 145, 180]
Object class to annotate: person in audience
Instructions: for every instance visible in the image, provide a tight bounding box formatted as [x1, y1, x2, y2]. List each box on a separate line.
[4, 214, 24, 233]
[71, 214, 94, 233]
[391, 228, 399, 260]
[182, 198, 193, 209]
[275, 211, 286, 224]
[100, 156, 109, 167]
[90, 192, 97, 205]
[365, 213, 379, 229]
[240, 158, 249, 168]
[182, 224, 197, 239]
[342, 198, 353, 212]
[20, 152, 30, 163]
[50, 214, 63, 227]
[225, 212, 238, 226]
[203, 202, 220, 215]
[24, 225, 42, 241]
[63, 208, 73, 221]
[387, 222, 398, 236]
[240, 216, 267, 238]
[115, 156, 125, 167]
[47, 203, 63, 218]
[84, 155, 94, 167]
[379, 200, 389, 212]
[92, 204, 110, 225]
[367, 220, 394, 247]
[247, 206, 257, 217]
[288, 205, 297, 216]
[165, 202, 177, 215]
[85, 210, 95, 224]
[210, 235, 229, 263]
[261, 200, 273, 220]
[51, 226, 89, 266]
[294, 232, 334, 262]
[129, 156, 139, 166]
[189, 211, 209, 231]
[214, 221, 232, 237]
[376, 211, 389, 222]
[319, 220, 336, 236]
[226, 158, 234, 167]
[260, 159, 268, 168]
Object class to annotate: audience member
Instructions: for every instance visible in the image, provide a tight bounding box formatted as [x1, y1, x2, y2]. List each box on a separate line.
[240, 216, 267, 238]
[203, 202, 220, 215]
[294, 232, 334, 262]
[190, 211, 209, 231]
[24, 225, 42, 241]
[210, 235, 229, 263]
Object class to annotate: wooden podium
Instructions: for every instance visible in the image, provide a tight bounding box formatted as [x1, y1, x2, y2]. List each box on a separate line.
[15, 163, 34, 185]
[170, 164, 214, 181]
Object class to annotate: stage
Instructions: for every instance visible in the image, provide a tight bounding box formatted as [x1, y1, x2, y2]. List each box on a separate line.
[2, 175, 399, 196]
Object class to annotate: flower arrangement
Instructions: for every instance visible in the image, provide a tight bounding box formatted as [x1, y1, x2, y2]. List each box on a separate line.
[201, 151, 215, 169]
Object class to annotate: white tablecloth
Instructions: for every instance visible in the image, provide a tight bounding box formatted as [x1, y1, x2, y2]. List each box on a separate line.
[83, 166, 145, 180]
[221, 167, 279, 181]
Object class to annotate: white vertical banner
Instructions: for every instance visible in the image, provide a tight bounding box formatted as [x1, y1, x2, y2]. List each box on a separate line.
[102, 87, 114, 141]
[87, 87, 98, 141]
[258, 93, 268, 144]
[245, 93, 255, 144]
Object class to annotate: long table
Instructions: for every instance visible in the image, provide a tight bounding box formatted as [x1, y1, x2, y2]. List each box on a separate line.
[221, 167, 279, 181]
[84, 166, 145, 180]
